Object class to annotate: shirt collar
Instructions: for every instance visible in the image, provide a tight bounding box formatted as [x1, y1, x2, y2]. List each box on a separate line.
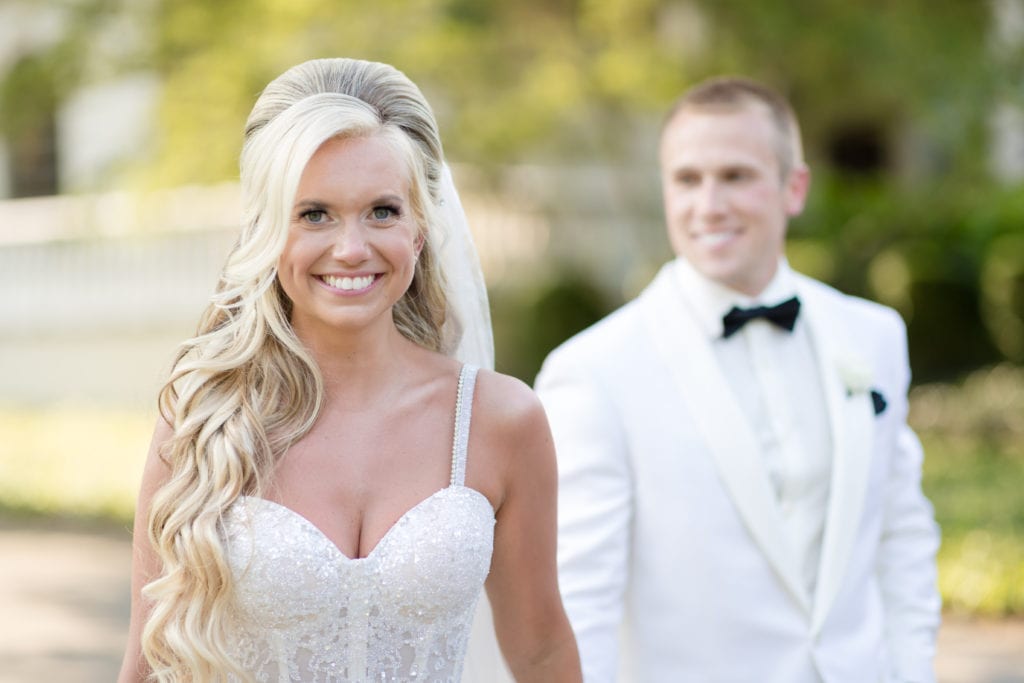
[673, 256, 799, 339]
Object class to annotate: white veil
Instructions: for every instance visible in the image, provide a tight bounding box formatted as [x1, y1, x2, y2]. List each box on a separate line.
[436, 165, 514, 683]
[436, 164, 495, 370]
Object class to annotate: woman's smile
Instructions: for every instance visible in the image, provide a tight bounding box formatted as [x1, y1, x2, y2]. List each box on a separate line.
[318, 273, 379, 293]
[276, 133, 421, 338]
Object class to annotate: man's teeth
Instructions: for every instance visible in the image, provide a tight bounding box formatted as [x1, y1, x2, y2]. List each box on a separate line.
[323, 275, 374, 291]
[695, 232, 735, 247]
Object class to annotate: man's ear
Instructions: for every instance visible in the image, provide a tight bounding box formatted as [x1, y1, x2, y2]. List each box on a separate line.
[784, 164, 811, 217]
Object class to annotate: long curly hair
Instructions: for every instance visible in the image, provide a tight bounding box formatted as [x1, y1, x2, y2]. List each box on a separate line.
[140, 58, 451, 681]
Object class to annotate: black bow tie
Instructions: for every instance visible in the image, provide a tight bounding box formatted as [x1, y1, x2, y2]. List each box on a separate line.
[722, 296, 801, 338]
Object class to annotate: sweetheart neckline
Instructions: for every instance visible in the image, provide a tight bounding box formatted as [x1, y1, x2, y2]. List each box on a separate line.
[237, 487, 494, 563]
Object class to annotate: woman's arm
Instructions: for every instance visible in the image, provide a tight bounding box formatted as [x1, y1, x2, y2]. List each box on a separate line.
[475, 372, 582, 682]
[117, 418, 173, 683]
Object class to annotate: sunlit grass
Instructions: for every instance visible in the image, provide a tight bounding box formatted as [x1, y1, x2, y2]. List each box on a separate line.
[910, 364, 1024, 616]
[921, 436, 1024, 616]
[0, 406, 154, 523]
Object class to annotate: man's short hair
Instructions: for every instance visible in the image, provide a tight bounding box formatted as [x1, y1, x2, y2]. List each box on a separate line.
[662, 76, 804, 177]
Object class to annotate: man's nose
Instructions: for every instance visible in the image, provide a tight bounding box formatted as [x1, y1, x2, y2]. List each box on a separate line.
[695, 180, 726, 216]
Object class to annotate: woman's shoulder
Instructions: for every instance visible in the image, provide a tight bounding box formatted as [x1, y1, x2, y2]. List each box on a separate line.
[470, 368, 549, 442]
[464, 369, 553, 505]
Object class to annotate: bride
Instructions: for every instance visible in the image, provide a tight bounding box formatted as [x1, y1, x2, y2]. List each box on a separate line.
[117, 57, 581, 682]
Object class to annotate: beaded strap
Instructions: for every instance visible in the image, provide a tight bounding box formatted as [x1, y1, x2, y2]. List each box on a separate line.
[450, 364, 479, 487]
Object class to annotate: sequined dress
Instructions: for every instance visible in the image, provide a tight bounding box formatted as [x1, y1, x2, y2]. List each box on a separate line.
[221, 365, 495, 682]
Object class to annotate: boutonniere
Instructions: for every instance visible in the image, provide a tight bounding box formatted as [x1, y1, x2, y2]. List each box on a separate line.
[837, 354, 872, 396]
[837, 354, 887, 415]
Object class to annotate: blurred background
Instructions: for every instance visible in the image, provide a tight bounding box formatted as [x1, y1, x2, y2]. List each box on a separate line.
[0, 0, 1022, 680]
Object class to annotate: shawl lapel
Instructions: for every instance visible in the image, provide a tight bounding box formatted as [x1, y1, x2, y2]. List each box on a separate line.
[638, 262, 811, 615]
[794, 277, 876, 634]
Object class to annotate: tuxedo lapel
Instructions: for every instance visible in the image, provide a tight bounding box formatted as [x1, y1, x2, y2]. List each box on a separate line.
[796, 279, 876, 634]
[639, 263, 811, 615]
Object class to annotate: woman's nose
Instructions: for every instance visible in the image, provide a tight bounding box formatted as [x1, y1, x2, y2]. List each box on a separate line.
[331, 223, 372, 263]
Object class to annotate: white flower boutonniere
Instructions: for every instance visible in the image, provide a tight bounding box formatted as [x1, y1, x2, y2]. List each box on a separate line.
[837, 353, 873, 396]
[837, 353, 888, 415]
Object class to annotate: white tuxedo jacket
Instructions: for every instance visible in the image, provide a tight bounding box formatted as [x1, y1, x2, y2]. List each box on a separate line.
[535, 260, 940, 683]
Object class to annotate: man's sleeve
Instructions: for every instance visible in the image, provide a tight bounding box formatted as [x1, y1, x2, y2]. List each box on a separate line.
[536, 350, 633, 683]
[875, 310, 942, 683]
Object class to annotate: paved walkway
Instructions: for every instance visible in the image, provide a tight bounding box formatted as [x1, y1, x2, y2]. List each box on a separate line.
[1, 520, 132, 682]
[1, 519, 1022, 682]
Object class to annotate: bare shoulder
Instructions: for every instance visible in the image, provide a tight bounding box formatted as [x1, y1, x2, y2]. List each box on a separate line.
[466, 369, 554, 496]
[471, 368, 550, 437]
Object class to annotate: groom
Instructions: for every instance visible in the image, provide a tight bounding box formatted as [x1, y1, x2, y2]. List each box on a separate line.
[535, 77, 941, 682]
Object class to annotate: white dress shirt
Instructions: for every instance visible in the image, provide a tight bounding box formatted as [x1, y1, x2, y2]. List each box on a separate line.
[675, 257, 833, 599]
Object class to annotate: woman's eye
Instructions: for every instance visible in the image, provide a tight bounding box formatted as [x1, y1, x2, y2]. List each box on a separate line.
[302, 210, 328, 224]
[371, 206, 398, 221]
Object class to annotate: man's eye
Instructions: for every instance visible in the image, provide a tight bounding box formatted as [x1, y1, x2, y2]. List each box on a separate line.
[724, 169, 754, 182]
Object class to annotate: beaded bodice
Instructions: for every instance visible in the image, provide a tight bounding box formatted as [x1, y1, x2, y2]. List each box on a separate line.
[222, 365, 494, 682]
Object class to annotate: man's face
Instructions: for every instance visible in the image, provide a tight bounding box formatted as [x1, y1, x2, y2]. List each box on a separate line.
[659, 103, 809, 296]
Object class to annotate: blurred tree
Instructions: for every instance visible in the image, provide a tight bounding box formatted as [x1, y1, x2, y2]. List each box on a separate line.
[5, 0, 1022, 379]
[131, 0, 701, 184]
[490, 272, 616, 383]
[0, 54, 59, 196]
[0, 0, 132, 195]
[698, 1, 997, 175]
[9, 0, 1005, 187]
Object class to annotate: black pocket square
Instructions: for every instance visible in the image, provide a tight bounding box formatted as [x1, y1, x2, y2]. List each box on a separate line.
[870, 389, 887, 416]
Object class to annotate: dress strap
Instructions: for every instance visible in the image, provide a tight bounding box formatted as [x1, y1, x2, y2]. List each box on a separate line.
[450, 364, 479, 487]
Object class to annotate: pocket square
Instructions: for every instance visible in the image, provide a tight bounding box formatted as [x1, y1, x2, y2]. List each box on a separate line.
[870, 389, 887, 416]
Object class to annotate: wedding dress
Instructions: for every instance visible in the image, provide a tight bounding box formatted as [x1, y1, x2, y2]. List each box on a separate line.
[221, 364, 495, 682]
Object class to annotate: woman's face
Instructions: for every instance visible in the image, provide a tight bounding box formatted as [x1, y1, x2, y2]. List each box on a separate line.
[277, 134, 422, 340]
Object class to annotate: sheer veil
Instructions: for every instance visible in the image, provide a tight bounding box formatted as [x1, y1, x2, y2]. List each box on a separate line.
[436, 165, 514, 683]
[437, 164, 495, 370]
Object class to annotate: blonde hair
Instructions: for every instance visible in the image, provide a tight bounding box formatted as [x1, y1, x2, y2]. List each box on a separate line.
[141, 59, 451, 681]
[663, 76, 805, 179]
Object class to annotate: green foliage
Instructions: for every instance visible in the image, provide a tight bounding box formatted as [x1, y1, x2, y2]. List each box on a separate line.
[7, 1, 1009, 179]
[490, 273, 620, 384]
[6, 1, 1024, 376]
[922, 441, 1024, 616]
[8, 0, 704, 183]
[0, 54, 59, 137]
[700, 1, 997, 175]
[0, 0, 139, 136]
[912, 365, 1024, 615]
[786, 174, 1024, 381]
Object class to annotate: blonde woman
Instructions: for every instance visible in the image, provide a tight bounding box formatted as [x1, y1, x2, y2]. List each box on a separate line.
[118, 58, 581, 682]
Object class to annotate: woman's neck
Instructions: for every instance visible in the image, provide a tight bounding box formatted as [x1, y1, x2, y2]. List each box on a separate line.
[296, 320, 424, 410]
